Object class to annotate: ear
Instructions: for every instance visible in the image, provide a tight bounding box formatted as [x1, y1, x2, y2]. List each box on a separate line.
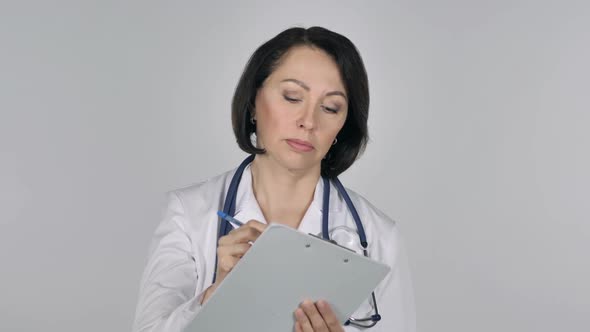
[249, 101, 256, 119]
[249, 110, 257, 125]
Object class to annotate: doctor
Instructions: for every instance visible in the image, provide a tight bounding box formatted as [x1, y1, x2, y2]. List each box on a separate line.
[133, 26, 415, 332]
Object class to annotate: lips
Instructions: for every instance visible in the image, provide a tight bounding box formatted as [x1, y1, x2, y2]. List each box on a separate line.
[286, 139, 314, 152]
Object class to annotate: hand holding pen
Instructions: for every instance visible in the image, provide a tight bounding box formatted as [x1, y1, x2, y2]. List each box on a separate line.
[205, 212, 344, 332]
[200, 212, 267, 304]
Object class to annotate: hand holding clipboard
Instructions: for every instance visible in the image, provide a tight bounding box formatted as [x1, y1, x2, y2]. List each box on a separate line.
[187, 213, 390, 332]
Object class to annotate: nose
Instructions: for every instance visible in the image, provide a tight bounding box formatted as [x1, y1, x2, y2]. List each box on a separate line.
[297, 100, 319, 130]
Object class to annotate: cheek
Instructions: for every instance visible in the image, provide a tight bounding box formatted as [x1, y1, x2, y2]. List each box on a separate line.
[255, 95, 287, 137]
[321, 115, 346, 136]
[317, 123, 344, 152]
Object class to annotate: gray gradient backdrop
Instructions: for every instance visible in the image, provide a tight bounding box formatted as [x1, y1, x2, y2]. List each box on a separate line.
[1, 1, 589, 331]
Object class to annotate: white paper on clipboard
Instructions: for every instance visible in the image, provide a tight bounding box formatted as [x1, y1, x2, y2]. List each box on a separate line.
[185, 223, 390, 332]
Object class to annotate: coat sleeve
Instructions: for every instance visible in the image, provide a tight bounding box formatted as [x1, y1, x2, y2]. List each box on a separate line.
[344, 218, 416, 332]
[132, 191, 205, 332]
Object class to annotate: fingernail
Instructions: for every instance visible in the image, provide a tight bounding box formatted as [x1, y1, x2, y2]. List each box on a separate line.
[295, 308, 305, 319]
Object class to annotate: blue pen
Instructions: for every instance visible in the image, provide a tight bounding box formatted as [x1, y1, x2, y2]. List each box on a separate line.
[217, 211, 245, 228]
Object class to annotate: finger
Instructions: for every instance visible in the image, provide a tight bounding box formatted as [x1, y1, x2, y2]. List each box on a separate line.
[223, 219, 266, 241]
[317, 300, 344, 331]
[219, 225, 262, 245]
[217, 254, 240, 273]
[224, 219, 266, 233]
[294, 320, 303, 332]
[245, 219, 267, 233]
[300, 300, 329, 332]
[294, 308, 314, 332]
[217, 242, 251, 258]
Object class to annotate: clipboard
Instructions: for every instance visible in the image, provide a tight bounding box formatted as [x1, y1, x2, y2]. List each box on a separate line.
[185, 224, 390, 332]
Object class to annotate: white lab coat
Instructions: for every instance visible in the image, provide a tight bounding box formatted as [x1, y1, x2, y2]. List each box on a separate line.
[132, 164, 416, 332]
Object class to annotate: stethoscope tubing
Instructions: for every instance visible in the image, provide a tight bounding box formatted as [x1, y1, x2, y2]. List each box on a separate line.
[213, 155, 369, 280]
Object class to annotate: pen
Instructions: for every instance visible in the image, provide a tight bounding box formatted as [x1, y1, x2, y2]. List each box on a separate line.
[217, 211, 245, 228]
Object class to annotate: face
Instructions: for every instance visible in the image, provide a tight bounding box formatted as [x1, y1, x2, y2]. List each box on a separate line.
[253, 46, 348, 174]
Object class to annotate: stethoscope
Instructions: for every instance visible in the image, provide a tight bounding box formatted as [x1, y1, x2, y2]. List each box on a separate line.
[213, 154, 382, 328]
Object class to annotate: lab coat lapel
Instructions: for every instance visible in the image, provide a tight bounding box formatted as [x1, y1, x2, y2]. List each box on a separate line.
[297, 176, 346, 236]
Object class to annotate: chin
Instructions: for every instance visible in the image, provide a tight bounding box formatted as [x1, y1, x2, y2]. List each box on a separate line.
[277, 151, 320, 173]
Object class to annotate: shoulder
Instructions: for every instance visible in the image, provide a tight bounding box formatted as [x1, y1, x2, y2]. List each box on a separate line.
[166, 168, 236, 221]
[341, 186, 398, 238]
[341, 187, 408, 272]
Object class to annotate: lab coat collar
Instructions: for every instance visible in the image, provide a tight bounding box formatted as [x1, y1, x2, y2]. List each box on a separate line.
[232, 164, 345, 235]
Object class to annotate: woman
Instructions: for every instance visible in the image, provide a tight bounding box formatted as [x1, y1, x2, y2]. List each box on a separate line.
[133, 26, 415, 332]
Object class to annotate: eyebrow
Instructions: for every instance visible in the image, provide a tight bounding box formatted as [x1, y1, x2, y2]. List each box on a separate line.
[280, 78, 348, 101]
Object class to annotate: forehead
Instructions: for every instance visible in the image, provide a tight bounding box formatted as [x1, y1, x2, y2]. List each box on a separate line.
[267, 46, 345, 91]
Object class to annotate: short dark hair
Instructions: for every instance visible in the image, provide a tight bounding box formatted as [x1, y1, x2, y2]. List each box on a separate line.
[231, 26, 369, 178]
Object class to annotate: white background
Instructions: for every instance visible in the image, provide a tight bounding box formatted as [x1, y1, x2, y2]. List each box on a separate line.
[1, 1, 588, 331]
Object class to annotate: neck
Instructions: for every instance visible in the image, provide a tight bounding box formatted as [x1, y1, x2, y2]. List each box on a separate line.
[250, 154, 320, 228]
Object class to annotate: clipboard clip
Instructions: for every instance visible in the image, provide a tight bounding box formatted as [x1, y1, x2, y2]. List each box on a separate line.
[307, 233, 356, 253]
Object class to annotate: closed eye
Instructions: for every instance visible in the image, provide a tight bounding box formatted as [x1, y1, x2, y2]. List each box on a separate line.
[284, 95, 339, 113]
[321, 105, 339, 114]
[283, 95, 301, 103]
